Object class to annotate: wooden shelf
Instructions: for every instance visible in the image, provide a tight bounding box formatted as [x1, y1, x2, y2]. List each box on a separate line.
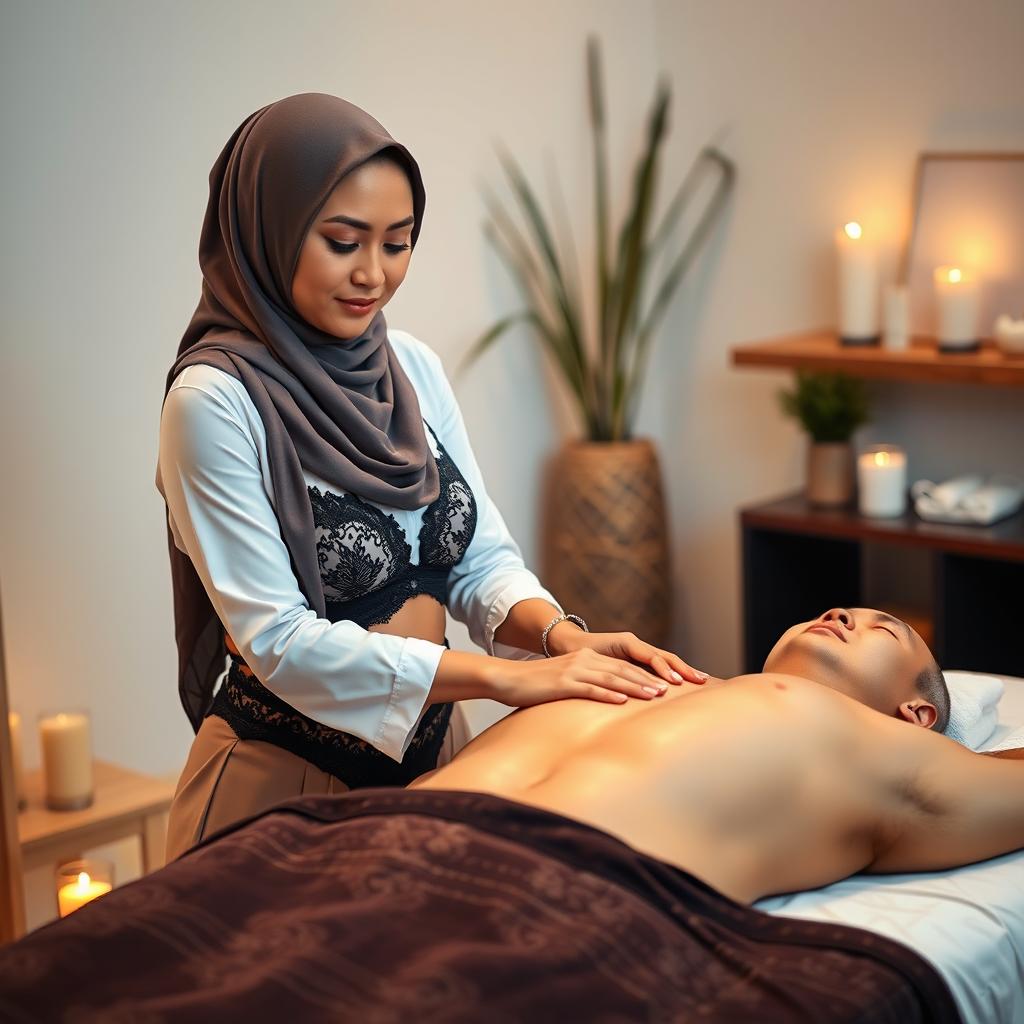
[731, 329, 1024, 387]
[741, 492, 1024, 563]
[740, 492, 1024, 676]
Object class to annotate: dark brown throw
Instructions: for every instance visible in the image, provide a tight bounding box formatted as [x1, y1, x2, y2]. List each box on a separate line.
[0, 790, 960, 1023]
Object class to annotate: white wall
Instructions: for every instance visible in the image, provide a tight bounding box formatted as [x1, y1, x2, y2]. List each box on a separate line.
[1, 0, 1022, 789]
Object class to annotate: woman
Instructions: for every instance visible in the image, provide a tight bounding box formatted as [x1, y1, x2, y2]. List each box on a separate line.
[157, 92, 706, 861]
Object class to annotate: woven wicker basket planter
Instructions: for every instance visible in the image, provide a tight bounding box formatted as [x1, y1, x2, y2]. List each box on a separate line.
[542, 438, 672, 646]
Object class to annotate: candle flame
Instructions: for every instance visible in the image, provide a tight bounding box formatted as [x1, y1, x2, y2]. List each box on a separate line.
[844, 221, 863, 240]
[873, 452, 890, 466]
[77, 872, 91, 890]
[948, 267, 962, 284]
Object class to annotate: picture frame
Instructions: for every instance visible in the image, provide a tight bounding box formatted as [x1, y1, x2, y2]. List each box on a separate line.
[899, 152, 1024, 341]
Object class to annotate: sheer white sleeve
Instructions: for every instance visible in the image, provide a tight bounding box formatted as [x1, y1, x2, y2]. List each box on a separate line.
[156, 374, 444, 762]
[428, 353, 564, 659]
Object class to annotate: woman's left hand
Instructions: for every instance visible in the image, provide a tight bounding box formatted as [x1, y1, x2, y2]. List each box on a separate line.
[546, 624, 709, 687]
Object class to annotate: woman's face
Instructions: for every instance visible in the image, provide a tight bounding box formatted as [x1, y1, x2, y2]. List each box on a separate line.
[290, 158, 415, 340]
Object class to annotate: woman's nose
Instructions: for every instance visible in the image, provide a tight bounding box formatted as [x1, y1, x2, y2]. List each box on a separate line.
[821, 607, 854, 629]
[352, 251, 384, 288]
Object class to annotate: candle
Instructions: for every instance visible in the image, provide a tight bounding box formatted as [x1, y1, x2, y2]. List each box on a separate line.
[836, 221, 880, 346]
[994, 314, 1024, 356]
[883, 284, 910, 351]
[857, 445, 907, 518]
[56, 862, 112, 917]
[39, 711, 93, 811]
[7, 712, 26, 811]
[933, 266, 980, 352]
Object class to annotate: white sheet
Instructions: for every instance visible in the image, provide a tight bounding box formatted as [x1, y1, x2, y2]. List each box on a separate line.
[757, 674, 1024, 1024]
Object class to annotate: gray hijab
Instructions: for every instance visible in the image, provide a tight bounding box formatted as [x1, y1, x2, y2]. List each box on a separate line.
[160, 92, 439, 730]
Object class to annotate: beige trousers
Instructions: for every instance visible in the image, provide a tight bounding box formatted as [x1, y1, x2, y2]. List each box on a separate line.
[165, 703, 474, 863]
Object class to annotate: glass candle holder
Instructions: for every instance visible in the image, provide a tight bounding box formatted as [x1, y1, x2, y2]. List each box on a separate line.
[38, 709, 94, 811]
[857, 445, 908, 518]
[56, 859, 113, 917]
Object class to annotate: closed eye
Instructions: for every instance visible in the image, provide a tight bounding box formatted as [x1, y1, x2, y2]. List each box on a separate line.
[327, 239, 410, 255]
[875, 625, 899, 641]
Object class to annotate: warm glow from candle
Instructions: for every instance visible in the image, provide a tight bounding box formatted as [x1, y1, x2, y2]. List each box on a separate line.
[948, 267, 962, 284]
[77, 872, 90, 890]
[844, 221, 863, 240]
[873, 452, 890, 467]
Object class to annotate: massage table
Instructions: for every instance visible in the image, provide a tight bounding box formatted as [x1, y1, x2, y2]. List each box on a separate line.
[1, 677, 1022, 1021]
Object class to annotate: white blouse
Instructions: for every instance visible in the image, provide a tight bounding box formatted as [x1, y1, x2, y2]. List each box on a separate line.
[156, 329, 562, 762]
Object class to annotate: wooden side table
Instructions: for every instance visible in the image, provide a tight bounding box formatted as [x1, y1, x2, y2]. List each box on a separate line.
[18, 760, 176, 877]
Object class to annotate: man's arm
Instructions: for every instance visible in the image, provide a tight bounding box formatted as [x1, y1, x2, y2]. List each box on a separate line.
[867, 727, 1024, 874]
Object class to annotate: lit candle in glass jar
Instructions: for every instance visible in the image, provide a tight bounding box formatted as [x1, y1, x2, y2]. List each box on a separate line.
[56, 860, 112, 917]
[858, 445, 907, 518]
[836, 221, 880, 346]
[933, 266, 980, 352]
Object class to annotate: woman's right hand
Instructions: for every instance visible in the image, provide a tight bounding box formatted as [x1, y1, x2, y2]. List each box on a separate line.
[487, 648, 669, 708]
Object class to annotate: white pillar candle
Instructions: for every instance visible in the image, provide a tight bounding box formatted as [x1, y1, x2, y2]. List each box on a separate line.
[933, 266, 980, 351]
[7, 711, 26, 811]
[39, 711, 94, 811]
[836, 221, 880, 345]
[857, 446, 907, 518]
[56, 862, 112, 917]
[883, 284, 910, 351]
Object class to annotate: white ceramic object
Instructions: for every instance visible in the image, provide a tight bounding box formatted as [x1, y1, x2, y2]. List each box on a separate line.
[994, 314, 1024, 356]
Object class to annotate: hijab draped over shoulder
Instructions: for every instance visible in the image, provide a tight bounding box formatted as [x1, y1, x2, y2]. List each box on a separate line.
[160, 92, 438, 731]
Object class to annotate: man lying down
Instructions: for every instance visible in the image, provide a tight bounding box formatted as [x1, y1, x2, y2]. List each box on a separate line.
[3, 608, 1020, 1023]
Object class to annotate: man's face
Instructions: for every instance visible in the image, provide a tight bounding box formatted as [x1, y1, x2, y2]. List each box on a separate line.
[763, 607, 937, 724]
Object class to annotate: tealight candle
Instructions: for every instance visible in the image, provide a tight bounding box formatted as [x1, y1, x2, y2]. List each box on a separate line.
[38, 710, 93, 811]
[857, 445, 907, 518]
[7, 711, 26, 811]
[56, 860, 112, 917]
[836, 221, 880, 346]
[933, 266, 980, 352]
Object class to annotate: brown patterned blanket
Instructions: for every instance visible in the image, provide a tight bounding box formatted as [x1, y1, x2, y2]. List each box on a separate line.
[0, 789, 959, 1023]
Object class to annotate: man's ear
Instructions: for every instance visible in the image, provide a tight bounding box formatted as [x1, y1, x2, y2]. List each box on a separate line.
[898, 700, 938, 730]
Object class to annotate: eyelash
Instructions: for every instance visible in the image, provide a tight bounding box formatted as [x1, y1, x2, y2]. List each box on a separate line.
[876, 626, 898, 640]
[326, 240, 411, 255]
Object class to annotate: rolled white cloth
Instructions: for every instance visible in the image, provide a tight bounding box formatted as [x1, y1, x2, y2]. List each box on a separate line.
[912, 475, 1023, 525]
[942, 670, 1005, 749]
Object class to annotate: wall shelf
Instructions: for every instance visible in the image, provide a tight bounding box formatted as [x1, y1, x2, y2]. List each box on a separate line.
[741, 493, 1024, 677]
[731, 329, 1024, 387]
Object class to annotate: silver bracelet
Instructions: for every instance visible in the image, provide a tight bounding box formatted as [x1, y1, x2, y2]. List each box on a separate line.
[541, 613, 589, 658]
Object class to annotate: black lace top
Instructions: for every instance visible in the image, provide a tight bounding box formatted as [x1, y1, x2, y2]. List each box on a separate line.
[209, 420, 478, 788]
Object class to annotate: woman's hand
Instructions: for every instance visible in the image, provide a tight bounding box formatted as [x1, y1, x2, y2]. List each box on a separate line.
[488, 647, 673, 708]
[546, 622, 709, 687]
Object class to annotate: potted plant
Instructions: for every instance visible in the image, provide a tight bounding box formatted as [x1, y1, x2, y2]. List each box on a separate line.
[457, 36, 735, 644]
[778, 371, 869, 506]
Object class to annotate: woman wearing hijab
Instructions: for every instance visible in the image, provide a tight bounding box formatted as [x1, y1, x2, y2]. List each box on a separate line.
[157, 92, 706, 861]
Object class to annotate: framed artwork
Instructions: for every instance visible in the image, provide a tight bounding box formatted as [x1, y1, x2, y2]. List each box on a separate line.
[900, 152, 1024, 340]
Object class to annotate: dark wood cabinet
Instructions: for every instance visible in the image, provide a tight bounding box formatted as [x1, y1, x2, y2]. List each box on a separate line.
[741, 493, 1024, 676]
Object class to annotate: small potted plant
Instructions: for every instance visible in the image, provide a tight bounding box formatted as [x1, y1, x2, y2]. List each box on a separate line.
[778, 371, 869, 506]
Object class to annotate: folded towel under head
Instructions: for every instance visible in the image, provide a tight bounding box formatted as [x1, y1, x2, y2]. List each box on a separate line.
[941, 670, 1004, 749]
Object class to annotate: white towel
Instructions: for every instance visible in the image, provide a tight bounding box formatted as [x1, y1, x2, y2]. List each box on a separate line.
[913, 474, 1024, 525]
[942, 670, 1004, 749]
[983, 725, 1024, 754]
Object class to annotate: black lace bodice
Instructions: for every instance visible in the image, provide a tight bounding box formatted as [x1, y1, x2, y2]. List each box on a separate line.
[311, 420, 477, 627]
[208, 419, 475, 788]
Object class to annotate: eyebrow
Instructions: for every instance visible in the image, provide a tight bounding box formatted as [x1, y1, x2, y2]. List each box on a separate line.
[320, 214, 414, 231]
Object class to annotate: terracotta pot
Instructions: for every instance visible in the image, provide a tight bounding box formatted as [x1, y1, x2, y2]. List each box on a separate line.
[806, 441, 854, 506]
[542, 438, 672, 646]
